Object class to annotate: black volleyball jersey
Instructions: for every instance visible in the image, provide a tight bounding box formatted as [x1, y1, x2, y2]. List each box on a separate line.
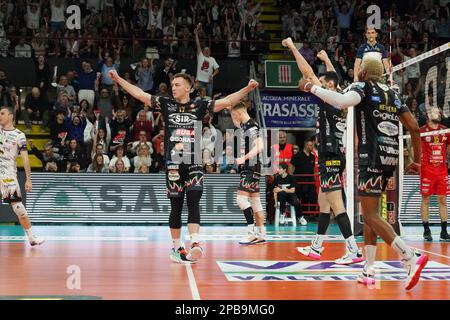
[346, 81, 409, 171]
[316, 100, 347, 157]
[238, 118, 261, 172]
[151, 96, 215, 165]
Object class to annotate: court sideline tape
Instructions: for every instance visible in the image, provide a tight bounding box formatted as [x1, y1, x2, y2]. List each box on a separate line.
[186, 264, 201, 300]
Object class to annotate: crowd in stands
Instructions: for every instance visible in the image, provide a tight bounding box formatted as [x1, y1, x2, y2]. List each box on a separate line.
[0, 0, 270, 173]
[281, 0, 449, 105]
[0, 0, 270, 60]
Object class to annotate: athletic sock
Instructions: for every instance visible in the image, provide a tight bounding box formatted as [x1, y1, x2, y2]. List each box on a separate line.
[391, 236, 414, 261]
[311, 234, 324, 249]
[364, 245, 377, 269]
[190, 233, 200, 244]
[423, 221, 430, 233]
[247, 224, 255, 234]
[255, 226, 266, 238]
[173, 238, 182, 249]
[345, 235, 359, 253]
[441, 221, 448, 234]
[317, 212, 331, 235]
[25, 228, 33, 240]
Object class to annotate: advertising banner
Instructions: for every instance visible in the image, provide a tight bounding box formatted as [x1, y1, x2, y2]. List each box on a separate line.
[260, 91, 319, 129]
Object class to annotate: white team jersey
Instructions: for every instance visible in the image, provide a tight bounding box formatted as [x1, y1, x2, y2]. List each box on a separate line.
[0, 126, 27, 177]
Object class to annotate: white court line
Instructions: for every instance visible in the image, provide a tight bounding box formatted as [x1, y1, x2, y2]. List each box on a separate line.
[412, 247, 450, 260]
[185, 264, 201, 300]
[0, 236, 148, 241]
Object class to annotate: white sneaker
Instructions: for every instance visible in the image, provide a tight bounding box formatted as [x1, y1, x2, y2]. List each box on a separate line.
[279, 213, 286, 224]
[297, 245, 323, 260]
[239, 232, 266, 245]
[186, 243, 203, 261]
[403, 250, 429, 290]
[299, 216, 307, 226]
[335, 248, 365, 265]
[29, 235, 45, 246]
[357, 265, 376, 286]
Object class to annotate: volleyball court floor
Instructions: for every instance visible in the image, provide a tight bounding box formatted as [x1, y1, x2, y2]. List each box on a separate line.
[0, 224, 448, 300]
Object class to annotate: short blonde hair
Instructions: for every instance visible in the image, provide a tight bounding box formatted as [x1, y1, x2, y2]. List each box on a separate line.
[361, 57, 383, 81]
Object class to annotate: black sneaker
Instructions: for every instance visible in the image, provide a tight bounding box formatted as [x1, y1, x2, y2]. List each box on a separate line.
[439, 232, 450, 242]
[423, 230, 433, 241]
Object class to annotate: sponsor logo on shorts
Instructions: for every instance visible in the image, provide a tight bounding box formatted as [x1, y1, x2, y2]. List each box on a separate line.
[325, 160, 341, 166]
[217, 260, 450, 282]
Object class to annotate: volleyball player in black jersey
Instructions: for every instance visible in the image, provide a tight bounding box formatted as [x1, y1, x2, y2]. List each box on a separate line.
[283, 38, 363, 264]
[297, 56, 428, 290]
[230, 102, 267, 245]
[109, 70, 258, 263]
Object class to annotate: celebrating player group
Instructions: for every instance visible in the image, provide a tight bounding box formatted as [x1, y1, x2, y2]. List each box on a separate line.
[281, 35, 429, 290]
[0, 33, 437, 294]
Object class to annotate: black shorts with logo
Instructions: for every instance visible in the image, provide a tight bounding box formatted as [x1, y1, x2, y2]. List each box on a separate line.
[319, 155, 345, 193]
[238, 169, 261, 194]
[166, 163, 204, 197]
[358, 166, 393, 197]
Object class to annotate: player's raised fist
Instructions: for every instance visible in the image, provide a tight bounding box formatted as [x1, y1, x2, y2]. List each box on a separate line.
[108, 70, 119, 81]
[248, 79, 259, 89]
[317, 50, 329, 61]
[281, 37, 294, 48]
[298, 78, 313, 92]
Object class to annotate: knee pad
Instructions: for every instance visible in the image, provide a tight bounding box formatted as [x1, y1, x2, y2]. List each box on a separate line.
[249, 197, 263, 213]
[237, 195, 251, 211]
[12, 202, 28, 218]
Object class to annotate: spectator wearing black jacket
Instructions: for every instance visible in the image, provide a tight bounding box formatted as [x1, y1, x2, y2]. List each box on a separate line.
[29, 140, 63, 172]
[32, 51, 52, 98]
[23, 87, 50, 132]
[48, 111, 68, 145]
[62, 139, 88, 171]
[109, 109, 132, 154]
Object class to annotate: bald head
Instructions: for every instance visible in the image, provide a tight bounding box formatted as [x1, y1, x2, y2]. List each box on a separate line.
[31, 87, 40, 98]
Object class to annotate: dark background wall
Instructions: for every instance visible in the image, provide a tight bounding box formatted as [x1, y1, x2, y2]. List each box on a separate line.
[0, 58, 249, 93]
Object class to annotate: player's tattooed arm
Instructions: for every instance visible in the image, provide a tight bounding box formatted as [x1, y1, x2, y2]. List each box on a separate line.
[400, 111, 422, 174]
[282, 37, 321, 87]
[213, 79, 259, 112]
[108, 70, 151, 106]
[20, 149, 32, 192]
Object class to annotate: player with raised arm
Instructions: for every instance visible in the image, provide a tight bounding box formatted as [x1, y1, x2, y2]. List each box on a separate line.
[297, 55, 428, 290]
[283, 37, 363, 265]
[109, 70, 258, 263]
[0, 105, 44, 246]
